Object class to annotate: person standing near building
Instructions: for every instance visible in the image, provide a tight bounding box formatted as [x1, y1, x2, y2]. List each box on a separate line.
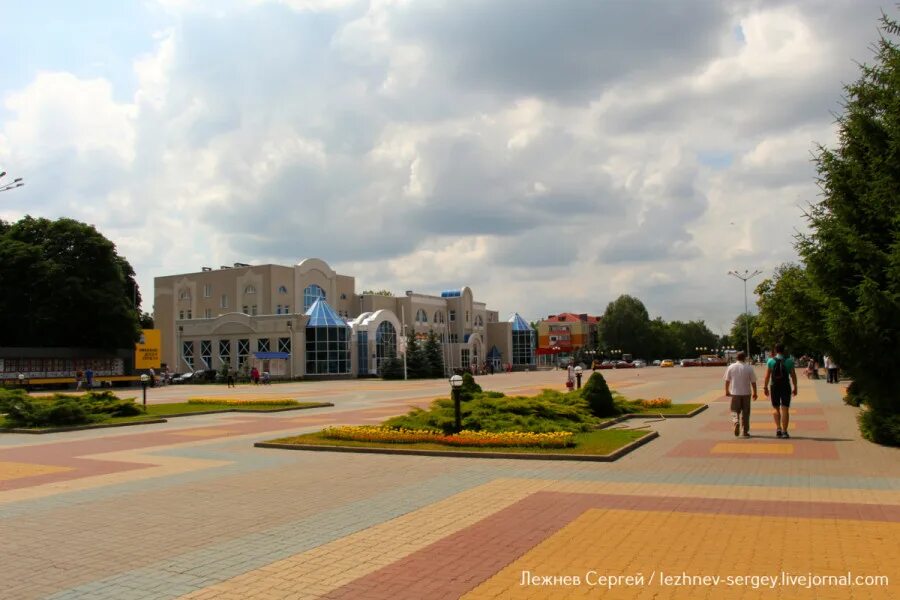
[764, 343, 798, 438]
[724, 351, 757, 437]
[84, 367, 94, 390]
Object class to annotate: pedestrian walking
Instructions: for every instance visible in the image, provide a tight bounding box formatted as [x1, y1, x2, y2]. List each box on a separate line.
[84, 367, 94, 390]
[724, 351, 757, 437]
[226, 367, 235, 388]
[763, 343, 798, 438]
[75, 370, 84, 391]
[565, 363, 575, 391]
[824, 354, 839, 384]
[250, 366, 260, 385]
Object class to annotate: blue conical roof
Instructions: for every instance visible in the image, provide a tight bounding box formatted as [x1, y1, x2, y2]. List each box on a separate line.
[305, 298, 349, 328]
[509, 313, 532, 331]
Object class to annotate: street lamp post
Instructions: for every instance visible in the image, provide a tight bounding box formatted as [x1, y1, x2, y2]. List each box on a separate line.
[449, 374, 463, 433]
[728, 269, 763, 360]
[0, 171, 25, 193]
[140, 374, 150, 409]
[574, 365, 583, 389]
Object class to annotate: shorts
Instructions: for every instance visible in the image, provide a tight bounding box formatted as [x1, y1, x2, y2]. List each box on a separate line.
[770, 387, 792, 408]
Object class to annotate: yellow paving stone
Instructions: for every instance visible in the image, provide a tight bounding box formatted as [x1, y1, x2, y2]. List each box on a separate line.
[464, 509, 900, 599]
[0, 461, 73, 481]
[711, 442, 795, 455]
[178, 478, 558, 600]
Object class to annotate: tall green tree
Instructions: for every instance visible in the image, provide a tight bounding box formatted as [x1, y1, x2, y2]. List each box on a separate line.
[797, 12, 900, 444]
[599, 295, 652, 357]
[423, 330, 445, 377]
[0, 217, 141, 349]
[404, 334, 427, 378]
[729, 313, 762, 356]
[666, 320, 718, 358]
[753, 264, 824, 356]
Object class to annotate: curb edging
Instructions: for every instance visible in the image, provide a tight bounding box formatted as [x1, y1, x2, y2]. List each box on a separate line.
[254, 430, 659, 462]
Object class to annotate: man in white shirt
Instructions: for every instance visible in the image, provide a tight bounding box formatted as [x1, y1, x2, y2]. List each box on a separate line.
[724, 351, 758, 437]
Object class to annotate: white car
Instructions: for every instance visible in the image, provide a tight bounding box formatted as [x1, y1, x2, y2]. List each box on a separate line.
[633, 359, 646, 368]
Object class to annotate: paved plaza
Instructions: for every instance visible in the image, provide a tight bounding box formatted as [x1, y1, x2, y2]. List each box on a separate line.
[2, 368, 898, 599]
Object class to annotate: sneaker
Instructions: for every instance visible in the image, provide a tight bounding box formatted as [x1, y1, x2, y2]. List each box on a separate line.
[782, 431, 790, 439]
[734, 422, 740, 437]
[776, 430, 784, 438]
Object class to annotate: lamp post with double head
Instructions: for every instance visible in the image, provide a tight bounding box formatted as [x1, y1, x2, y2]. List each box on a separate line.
[574, 365, 583, 389]
[449, 374, 464, 433]
[0, 171, 24, 193]
[728, 269, 763, 360]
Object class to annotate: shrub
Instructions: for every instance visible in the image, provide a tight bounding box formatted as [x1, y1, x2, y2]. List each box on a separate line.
[460, 372, 482, 401]
[581, 372, 618, 417]
[384, 388, 600, 434]
[0, 388, 29, 413]
[859, 408, 900, 447]
[1, 391, 142, 427]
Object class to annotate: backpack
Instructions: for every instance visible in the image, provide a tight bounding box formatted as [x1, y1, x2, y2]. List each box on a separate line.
[772, 358, 789, 386]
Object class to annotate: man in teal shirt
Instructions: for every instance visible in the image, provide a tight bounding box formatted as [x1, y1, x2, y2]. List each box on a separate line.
[763, 343, 798, 438]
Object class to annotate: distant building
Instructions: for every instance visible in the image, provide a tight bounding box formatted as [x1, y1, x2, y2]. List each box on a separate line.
[536, 312, 601, 361]
[153, 258, 535, 378]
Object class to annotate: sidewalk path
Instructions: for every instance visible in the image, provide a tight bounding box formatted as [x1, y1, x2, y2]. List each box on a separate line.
[1, 368, 897, 599]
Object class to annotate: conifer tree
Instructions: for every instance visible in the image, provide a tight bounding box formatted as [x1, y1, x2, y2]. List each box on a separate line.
[799, 11, 900, 445]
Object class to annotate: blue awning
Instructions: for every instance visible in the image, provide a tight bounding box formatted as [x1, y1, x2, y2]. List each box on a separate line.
[254, 352, 290, 359]
[487, 345, 502, 359]
[440, 289, 461, 298]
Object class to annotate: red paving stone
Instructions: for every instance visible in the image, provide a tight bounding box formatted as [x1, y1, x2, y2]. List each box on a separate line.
[0, 404, 429, 491]
[322, 491, 900, 600]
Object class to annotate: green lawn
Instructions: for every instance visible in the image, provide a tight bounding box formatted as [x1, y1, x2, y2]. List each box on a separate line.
[267, 428, 650, 456]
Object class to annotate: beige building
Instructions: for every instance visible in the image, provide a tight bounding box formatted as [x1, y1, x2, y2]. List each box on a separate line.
[153, 258, 535, 378]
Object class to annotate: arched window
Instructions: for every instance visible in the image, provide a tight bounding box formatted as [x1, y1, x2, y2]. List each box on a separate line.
[475, 315, 484, 327]
[304, 284, 326, 310]
[415, 309, 428, 323]
[178, 289, 191, 301]
[244, 285, 256, 295]
[277, 285, 288, 294]
[375, 321, 397, 375]
[434, 311, 444, 324]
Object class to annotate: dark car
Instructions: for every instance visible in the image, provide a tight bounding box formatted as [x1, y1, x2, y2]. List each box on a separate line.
[598, 360, 616, 370]
[616, 361, 636, 369]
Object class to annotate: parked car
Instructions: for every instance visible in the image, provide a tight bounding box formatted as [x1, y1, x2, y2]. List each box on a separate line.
[633, 359, 646, 368]
[660, 359, 675, 368]
[616, 361, 636, 369]
[171, 372, 193, 384]
[598, 360, 616, 370]
[681, 358, 701, 367]
[652, 360, 661, 366]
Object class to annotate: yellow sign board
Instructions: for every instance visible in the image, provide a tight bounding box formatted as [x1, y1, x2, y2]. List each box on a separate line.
[135, 329, 161, 369]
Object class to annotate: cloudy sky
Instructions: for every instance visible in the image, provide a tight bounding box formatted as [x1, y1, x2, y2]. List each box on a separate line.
[0, 0, 889, 333]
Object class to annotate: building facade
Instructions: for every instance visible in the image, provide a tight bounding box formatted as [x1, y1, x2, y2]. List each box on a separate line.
[536, 312, 601, 361]
[153, 258, 535, 378]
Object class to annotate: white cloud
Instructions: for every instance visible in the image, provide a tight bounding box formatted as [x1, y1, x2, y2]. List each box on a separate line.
[0, 0, 889, 329]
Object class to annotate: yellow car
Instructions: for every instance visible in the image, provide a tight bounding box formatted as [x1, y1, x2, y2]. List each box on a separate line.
[660, 359, 675, 368]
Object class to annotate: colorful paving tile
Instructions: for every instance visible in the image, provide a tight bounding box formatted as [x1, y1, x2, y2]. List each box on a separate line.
[667, 438, 840, 460]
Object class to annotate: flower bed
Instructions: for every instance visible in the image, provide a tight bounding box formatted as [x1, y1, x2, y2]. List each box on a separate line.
[638, 397, 672, 409]
[322, 426, 574, 448]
